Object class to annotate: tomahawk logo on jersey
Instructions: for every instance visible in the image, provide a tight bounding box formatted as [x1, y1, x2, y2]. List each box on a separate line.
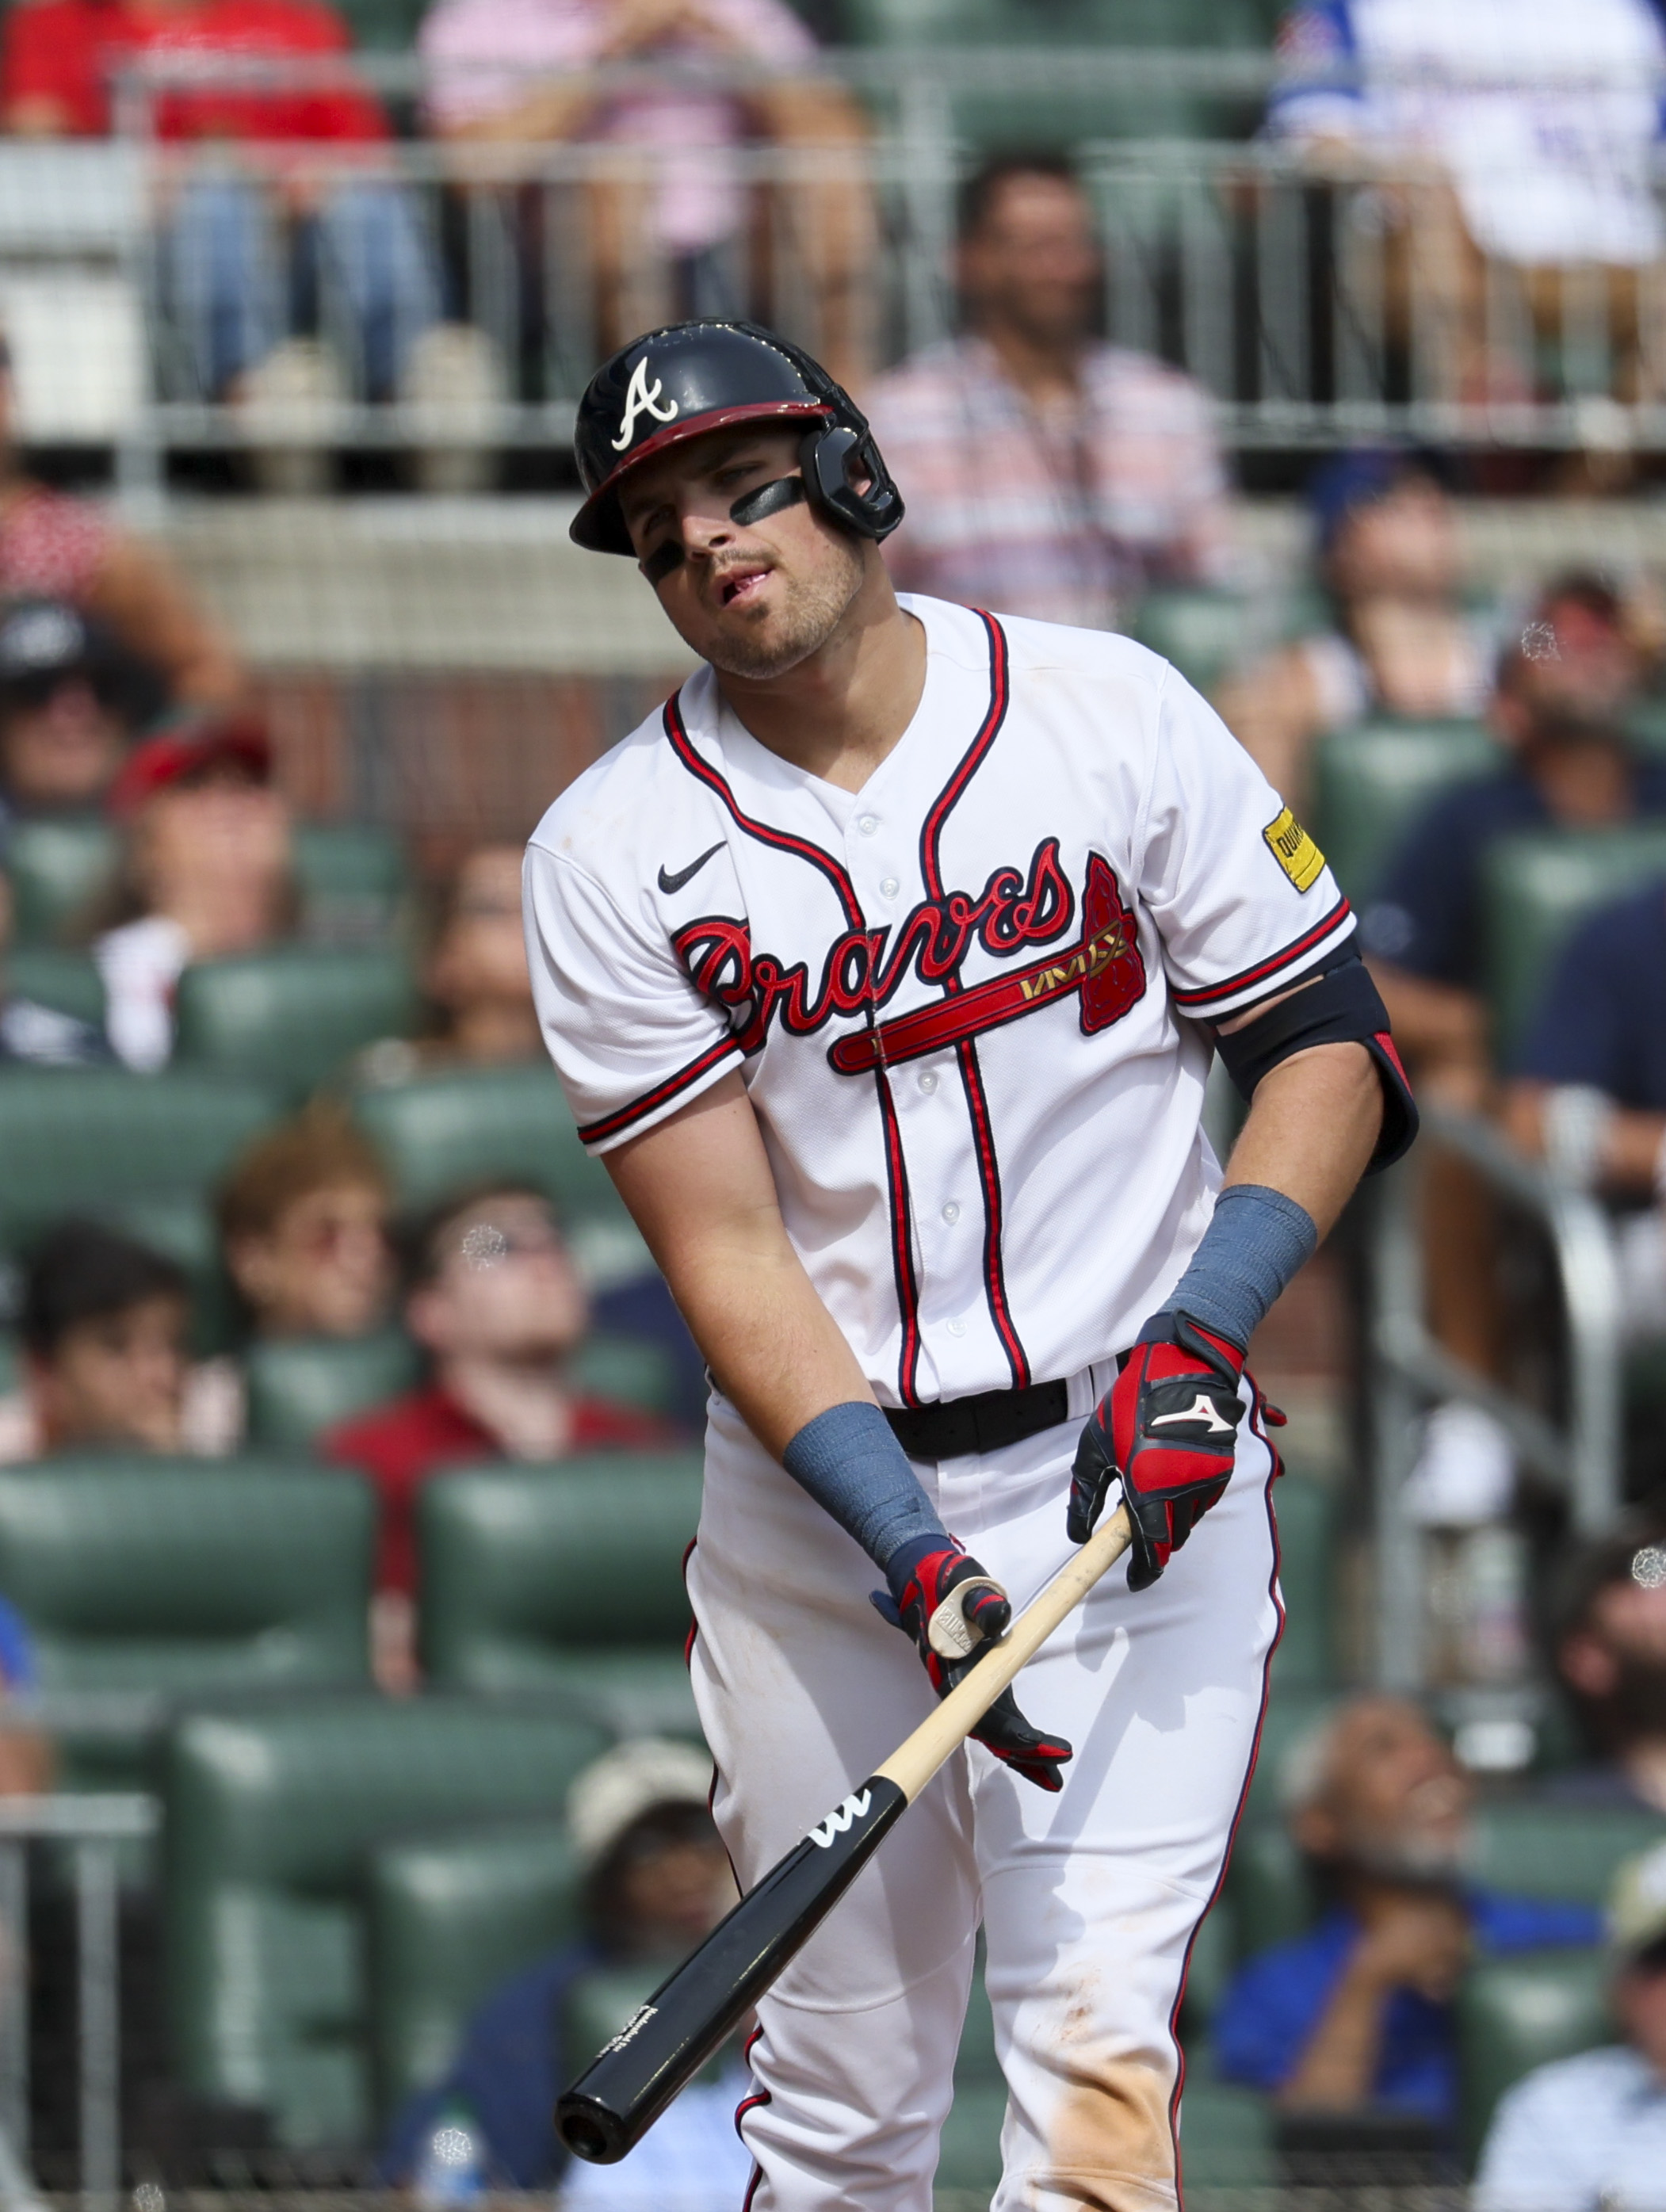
[524, 594, 1355, 1410]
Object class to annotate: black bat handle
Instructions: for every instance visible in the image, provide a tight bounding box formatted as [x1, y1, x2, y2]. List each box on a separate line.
[556, 1774, 908, 2164]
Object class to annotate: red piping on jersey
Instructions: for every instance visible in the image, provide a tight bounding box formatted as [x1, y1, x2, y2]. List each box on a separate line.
[1170, 896, 1354, 1013]
[663, 691, 927, 1407]
[576, 1031, 743, 1146]
[1165, 1392, 1286, 2206]
[915, 609, 1030, 1390]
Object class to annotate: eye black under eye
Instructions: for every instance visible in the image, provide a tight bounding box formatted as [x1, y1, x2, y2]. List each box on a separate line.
[642, 540, 683, 585]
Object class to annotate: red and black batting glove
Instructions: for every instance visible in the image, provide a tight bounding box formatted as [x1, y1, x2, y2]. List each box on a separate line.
[1068, 1312, 1246, 1591]
[873, 1542, 1073, 1792]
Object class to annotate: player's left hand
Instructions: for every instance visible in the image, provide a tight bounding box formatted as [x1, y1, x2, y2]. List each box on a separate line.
[1068, 1313, 1245, 1591]
[873, 1544, 1074, 1792]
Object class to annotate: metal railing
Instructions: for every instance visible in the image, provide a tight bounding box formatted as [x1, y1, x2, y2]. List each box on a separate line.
[0, 1793, 157, 2206]
[2, 47, 1666, 485]
[1367, 1105, 1624, 1692]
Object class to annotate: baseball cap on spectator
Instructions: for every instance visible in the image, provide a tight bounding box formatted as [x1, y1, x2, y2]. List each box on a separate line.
[1609, 1841, 1666, 1963]
[566, 1738, 713, 1871]
[1308, 446, 1450, 561]
[0, 599, 116, 705]
[106, 713, 272, 818]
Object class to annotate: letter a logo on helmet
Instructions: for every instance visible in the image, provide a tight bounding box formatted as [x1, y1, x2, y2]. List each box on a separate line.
[610, 357, 679, 452]
[570, 319, 904, 557]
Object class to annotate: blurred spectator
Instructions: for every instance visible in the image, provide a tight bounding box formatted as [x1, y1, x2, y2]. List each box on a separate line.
[360, 843, 541, 1080]
[217, 1104, 394, 1339]
[1504, 878, 1666, 1341]
[1216, 449, 1492, 810]
[13, 1221, 191, 1454]
[1475, 1841, 1666, 2210]
[0, 0, 491, 457]
[323, 1181, 666, 1679]
[1267, 2, 1666, 415]
[0, 601, 155, 823]
[1214, 1696, 1599, 2128]
[0, 874, 106, 1068]
[420, 0, 873, 388]
[1548, 1514, 1666, 1815]
[383, 1738, 742, 2195]
[0, 341, 243, 709]
[91, 715, 293, 1072]
[864, 154, 1229, 632]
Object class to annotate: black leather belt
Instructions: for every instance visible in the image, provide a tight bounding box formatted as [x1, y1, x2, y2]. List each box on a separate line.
[884, 1378, 1071, 1461]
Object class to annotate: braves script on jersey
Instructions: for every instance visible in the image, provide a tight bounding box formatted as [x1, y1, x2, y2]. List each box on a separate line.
[525, 594, 1351, 1405]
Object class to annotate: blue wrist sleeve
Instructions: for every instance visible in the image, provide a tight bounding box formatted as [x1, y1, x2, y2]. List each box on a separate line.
[1159, 1182, 1318, 1352]
[781, 1401, 948, 1577]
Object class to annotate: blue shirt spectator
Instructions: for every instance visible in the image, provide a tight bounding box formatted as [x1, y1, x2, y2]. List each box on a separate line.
[1216, 1890, 1602, 2126]
[1513, 879, 1666, 1100]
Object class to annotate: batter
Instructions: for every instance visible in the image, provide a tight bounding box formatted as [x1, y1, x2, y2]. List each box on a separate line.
[524, 320, 1416, 2210]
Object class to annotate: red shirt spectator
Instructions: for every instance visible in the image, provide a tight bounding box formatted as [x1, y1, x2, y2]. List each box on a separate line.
[324, 1381, 666, 1595]
[2, 0, 388, 143]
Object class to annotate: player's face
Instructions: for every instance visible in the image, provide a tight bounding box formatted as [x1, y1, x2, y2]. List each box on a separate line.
[618, 426, 868, 682]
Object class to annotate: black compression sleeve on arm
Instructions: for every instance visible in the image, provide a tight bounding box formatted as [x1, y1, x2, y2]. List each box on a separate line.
[1213, 949, 1418, 1171]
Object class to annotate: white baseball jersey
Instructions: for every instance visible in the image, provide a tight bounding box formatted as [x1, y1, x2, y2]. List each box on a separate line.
[525, 592, 1352, 1407]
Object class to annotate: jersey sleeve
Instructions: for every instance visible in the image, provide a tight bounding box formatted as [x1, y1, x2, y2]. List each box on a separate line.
[1137, 667, 1355, 1022]
[523, 840, 744, 1155]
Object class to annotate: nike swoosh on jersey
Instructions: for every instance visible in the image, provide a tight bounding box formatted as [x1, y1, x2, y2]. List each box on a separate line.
[657, 842, 725, 896]
[1147, 1395, 1236, 1435]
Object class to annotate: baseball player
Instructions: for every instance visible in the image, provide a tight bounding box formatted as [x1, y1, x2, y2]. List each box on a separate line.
[524, 320, 1416, 2211]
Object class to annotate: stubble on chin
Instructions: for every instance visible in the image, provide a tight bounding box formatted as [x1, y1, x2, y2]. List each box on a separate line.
[693, 542, 867, 682]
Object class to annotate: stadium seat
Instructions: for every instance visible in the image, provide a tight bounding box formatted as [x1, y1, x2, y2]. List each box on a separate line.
[1224, 1821, 1317, 1958]
[368, 1820, 583, 2117]
[938, 1962, 1003, 2190]
[569, 1331, 681, 1417]
[1177, 2076, 1278, 2187]
[7, 947, 105, 1027]
[416, 1455, 704, 1733]
[1457, 1948, 1610, 2169]
[350, 1064, 651, 1290]
[1466, 1801, 1666, 1906]
[0, 1067, 281, 1255]
[243, 1330, 422, 1451]
[1131, 589, 1255, 697]
[1310, 720, 1500, 905]
[292, 824, 411, 947]
[5, 816, 116, 946]
[164, 1698, 610, 2149]
[0, 1457, 374, 1698]
[173, 946, 421, 1098]
[1481, 827, 1666, 1061]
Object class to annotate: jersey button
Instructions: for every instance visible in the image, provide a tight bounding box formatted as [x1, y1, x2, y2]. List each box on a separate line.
[946, 1318, 967, 1338]
[918, 1071, 937, 1095]
[942, 1202, 961, 1224]
[880, 876, 899, 899]
[857, 814, 879, 836]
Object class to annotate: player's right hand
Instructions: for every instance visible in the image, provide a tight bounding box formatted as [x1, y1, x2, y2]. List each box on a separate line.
[873, 1542, 1074, 1793]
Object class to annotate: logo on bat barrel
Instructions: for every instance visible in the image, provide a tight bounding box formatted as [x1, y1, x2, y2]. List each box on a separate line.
[808, 1790, 873, 1848]
[601, 2004, 659, 2054]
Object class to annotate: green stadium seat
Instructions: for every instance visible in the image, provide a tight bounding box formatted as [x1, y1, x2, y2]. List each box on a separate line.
[1269, 1469, 1337, 1691]
[1457, 1948, 1610, 2170]
[1481, 827, 1666, 1062]
[164, 1698, 610, 2149]
[350, 1064, 650, 1290]
[0, 1067, 281, 1255]
[417, 1457, 704, 1733]
[173, 946, 421, 1099]
[569, 1331, 681, 1417]
[333, 0, 429, 50]
[368, 1820, 583, 2118]
[1467, 1802, 1666, 1906]
[1178, 2077, 1277, 2187]
[292, 824, 411, 947]
[1131, 589, 1255, 697]
[1310, 720, 1500, 905]
[1224, 1821, 1317, 1959]
[243, 1330, 422, 1452]
[938, 1964, 1003, 2190]
[5, 816, 117, 947]
[7, 947, 105, 1026]
[0, 1457, 373, 1699]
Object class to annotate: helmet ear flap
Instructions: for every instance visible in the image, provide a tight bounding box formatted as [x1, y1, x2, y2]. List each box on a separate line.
[798, 426, 904, 542]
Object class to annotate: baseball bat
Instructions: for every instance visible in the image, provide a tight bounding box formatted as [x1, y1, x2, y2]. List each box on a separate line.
[555, 1501, 1133, 2165]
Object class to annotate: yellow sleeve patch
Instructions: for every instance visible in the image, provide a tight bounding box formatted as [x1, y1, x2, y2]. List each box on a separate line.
[1263, 807, 1326, 893]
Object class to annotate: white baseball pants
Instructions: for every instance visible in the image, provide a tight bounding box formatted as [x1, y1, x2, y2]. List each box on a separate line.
[685, 1363, 1282, 2212]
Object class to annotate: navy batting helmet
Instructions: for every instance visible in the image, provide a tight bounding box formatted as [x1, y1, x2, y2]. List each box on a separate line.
[570, 319, 904, 556]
